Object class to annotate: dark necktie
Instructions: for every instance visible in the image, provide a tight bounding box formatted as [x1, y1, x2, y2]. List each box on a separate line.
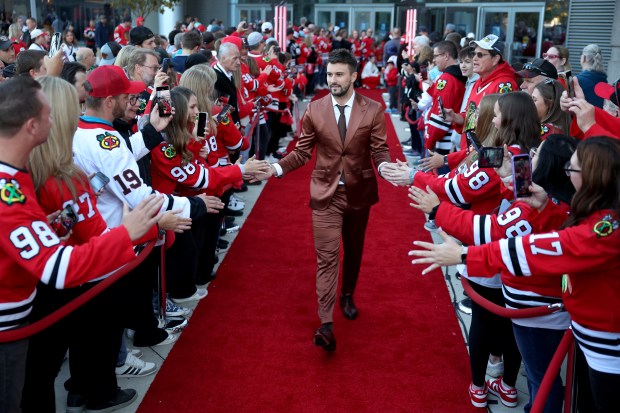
[336, 104, 347, 144]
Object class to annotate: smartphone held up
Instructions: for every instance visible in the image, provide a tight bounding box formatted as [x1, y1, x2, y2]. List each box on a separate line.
[51, 204, 79, 237]
[512, 154, 533, 198]
[156, 86, 173, 117]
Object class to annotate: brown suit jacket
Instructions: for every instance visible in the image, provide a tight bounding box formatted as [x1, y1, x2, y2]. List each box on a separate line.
[278, 92, 391, 210]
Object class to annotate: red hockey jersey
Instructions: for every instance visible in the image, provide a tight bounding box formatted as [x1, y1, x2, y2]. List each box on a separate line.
[467, 210, 620, 333]
[0, 164, 136, 331]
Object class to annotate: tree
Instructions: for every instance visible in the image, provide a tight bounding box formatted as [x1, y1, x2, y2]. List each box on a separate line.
[111, 0, 182, 20]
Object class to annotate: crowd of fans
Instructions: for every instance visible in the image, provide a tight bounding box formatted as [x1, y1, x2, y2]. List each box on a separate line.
[0, 10, 618, 413]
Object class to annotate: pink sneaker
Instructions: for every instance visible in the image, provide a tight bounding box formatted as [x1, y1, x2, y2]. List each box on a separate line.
[468, 383, 488, 408]
[486, 377, 518, 407]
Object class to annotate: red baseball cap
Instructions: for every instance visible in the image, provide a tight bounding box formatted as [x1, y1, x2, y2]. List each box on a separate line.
[594, 80, 620, 106]
[86, 66, 145, 98]
[221, 35, 243, 50]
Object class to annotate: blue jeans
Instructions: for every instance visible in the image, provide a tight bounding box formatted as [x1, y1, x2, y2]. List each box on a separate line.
[117, 334, 128, 366]
[512, 323, 565, 413]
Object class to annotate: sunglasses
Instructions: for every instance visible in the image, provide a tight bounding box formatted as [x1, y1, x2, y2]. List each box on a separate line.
[524, 63, 550, 77]
[543, 53, 560, 59]
[473, 52, 491, 59]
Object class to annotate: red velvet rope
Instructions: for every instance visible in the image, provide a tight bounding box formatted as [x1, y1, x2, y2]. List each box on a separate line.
[531, 329, 574, 413]
[461, 278, 565, 319]
[0, 240, 155, 343]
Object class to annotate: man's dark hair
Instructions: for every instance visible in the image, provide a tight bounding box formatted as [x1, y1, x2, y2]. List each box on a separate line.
[327, 48, 357, 73]
[15, 50, 45, 75]
[181, 30, 202, 50]
[458, 45, 475, 60]
[0, 76, 43, 136]
[435, 40, 458, 60]
[61, 62, 86, 85]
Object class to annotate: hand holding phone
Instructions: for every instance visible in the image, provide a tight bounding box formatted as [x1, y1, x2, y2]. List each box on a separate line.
[89, 172, 110, 194]
[215, 104, 232, 124]
[512, 154, 533, 198]
[197, 112, 208, 137]
[52, 205, 79, 237]
[437, 96, 446, 119]
[466, 130, 483, 154]
[156, 86, 173, 117]
[479, 147, 504, 168]
[49, 32, 62, 57]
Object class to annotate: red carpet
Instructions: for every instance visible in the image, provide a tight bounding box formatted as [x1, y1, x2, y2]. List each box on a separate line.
[139, 89, 476, 412]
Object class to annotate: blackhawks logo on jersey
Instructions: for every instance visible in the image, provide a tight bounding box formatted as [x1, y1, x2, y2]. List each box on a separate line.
[541, 124, 550, 136]
[436, 79, 447, 90]
[220, 114, 230, 126]
[96, 132, 120, 150]
[497, 82, 513, 93]
[0, 179, 26, 206]
[592, 214, 619, 238]
[138, 98, 148, 113]
[161, 144, 177, 159]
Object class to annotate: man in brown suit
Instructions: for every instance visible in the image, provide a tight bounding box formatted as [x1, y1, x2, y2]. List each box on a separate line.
[260, 49, 402, 351]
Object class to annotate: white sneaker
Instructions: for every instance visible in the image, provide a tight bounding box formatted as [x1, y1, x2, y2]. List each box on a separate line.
[227, 196, 245, 211]
[171, 288, 208, 304]
[153, 332, 179, 347]
[115, 353, 158, 378]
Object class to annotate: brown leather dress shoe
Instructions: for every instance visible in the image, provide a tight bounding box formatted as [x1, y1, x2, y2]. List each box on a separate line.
[339, 294, 358, 320]
[313, 323, 336, 351]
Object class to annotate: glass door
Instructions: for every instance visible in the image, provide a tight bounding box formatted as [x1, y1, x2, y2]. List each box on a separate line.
[479, 6, 544, 65]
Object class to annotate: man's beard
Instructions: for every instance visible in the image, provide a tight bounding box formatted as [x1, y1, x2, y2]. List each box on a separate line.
[112, 99, 125, 119]
[330, 82, 350, 97]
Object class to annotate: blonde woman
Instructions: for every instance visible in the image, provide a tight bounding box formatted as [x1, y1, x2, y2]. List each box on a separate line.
[21, 76, 161, 412]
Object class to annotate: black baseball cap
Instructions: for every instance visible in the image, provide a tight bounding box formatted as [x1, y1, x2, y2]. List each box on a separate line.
[0, 35, 13, 51]
[130, 26, 155, 46]
[517, 58, 558, 79]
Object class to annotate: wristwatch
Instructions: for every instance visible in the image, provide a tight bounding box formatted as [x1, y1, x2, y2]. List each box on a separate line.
[443, 155, 448, 166]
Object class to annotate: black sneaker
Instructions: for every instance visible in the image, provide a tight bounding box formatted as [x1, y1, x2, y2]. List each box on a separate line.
[218, 238, 229, 250]
[224, 216, 236, 226]
[458, 297, 472, 315]
[85, 388, 137, 413]
[66, 392, 87, 413]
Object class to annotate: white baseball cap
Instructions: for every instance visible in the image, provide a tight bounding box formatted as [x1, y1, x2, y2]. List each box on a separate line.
[261, 22, 273, 32]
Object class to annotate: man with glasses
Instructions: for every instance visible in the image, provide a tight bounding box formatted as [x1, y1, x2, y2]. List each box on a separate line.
[125, 48, 168, 115]
[424, 40, 467, 171]
[516, 58, 558, 95]
[443, 34, 518, 150]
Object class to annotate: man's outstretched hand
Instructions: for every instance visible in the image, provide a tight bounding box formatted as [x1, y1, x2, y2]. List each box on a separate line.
[382, 159, 414, 186]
